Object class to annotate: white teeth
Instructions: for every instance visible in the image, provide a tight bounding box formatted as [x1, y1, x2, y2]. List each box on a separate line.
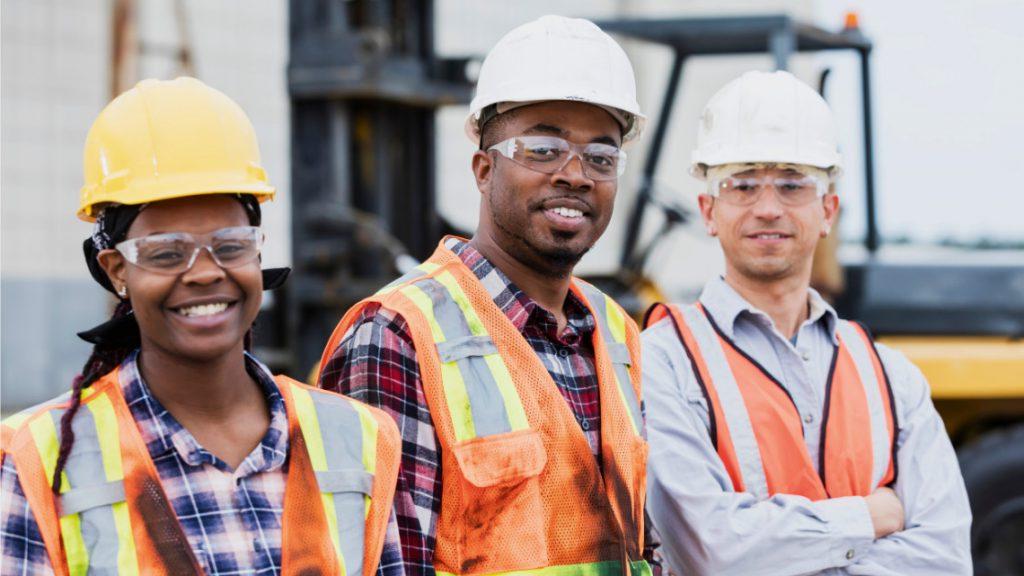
[550, 206, 584, 218]
[177, 302, 229, 317]
[756, 234, 783, 239]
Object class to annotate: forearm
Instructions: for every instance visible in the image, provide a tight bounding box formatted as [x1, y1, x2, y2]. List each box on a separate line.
[650, 471, 874, 576]
[846, 349, 972, 575]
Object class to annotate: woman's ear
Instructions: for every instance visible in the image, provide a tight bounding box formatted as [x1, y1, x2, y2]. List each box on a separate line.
[96, 249, 128, 296]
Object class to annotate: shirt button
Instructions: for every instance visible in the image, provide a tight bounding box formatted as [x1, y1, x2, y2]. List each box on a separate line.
[845, 549, 855, 560]
[558, 348, 570, 358]
[580, 418, 591, 431]
[800, 349, 811, 361]
[803, 413, 815, 424]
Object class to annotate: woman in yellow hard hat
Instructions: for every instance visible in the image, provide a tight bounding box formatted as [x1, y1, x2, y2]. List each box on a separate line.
[0, 77, 403, 576]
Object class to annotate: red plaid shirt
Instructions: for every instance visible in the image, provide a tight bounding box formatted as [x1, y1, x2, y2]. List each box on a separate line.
[319, 238, 607, 576]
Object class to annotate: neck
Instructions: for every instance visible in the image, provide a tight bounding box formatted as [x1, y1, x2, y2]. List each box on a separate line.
[138, 344, 261, 420]
[722, 268, 810, 340]
[468, 234, 572, 328]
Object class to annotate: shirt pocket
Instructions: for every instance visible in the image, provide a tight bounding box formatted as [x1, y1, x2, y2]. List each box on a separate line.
[450, 429, 548, 570]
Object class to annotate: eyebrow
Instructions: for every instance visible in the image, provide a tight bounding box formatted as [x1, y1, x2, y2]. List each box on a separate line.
[522, 123, 620, 146]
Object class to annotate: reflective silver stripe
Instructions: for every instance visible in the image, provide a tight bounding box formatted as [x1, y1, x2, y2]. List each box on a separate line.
[418, 278, 513, 438]
[308, 391, 368, 576]
[315, 470, 373, 495]
[577, 283, 643, 434]
[58, 406, 125, 572]
[835, 320, 892, 488]
[681, 305, 770, 500]
[59, 481, 126, 516]
[378, 267, 427, 294]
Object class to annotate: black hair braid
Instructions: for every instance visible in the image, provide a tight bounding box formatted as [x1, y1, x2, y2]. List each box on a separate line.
[51, 300, 135, 493]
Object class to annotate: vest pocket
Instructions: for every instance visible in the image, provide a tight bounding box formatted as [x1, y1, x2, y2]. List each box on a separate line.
[451, 429, 548, 571]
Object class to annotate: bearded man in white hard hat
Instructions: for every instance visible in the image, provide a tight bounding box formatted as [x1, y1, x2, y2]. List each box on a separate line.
[642, 71, 972, 575]
[318, 15, 653, 576]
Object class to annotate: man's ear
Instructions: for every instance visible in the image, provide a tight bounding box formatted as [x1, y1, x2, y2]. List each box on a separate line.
[96, 249, 128, 295]
[697, 194, 718, 236]
[472, 150, 495, 195]
[822, 192, 840, 237]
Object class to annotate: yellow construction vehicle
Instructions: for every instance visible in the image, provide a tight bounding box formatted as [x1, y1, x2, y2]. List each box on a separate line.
[594, 14, 1024, 574]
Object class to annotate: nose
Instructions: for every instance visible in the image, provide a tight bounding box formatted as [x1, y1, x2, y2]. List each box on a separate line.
[551, 153, 594, 191]
[181, 246, 226, 285]
[750, 185, 785, 219]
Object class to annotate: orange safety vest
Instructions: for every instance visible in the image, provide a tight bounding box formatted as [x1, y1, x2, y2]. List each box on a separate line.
[1, 368, 400, 576]
[645, 303, 898, 500]
[321, 238, 651, 576]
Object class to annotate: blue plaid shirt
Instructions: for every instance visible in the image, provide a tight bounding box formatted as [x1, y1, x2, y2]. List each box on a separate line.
[1, 351, 404, 575]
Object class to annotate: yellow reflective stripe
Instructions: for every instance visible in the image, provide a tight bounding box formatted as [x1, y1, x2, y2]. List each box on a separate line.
[402, 284, 476, 441]
[480, 355, 529, 431]
[88, 395, 124, 482]
[378, 262, 442, 296]
[436, 559, 651, 576]
[320, 492, 345, 575]
[87, 394, 138, 576]
[27, 415, 61, 488]
[3, 411, 35, 431]
[604, 295, 627, 343]
[291, 387, 346, 573]
[111, 501, 139, 575]
[59, 512, 88, 576]
[434, 271, 487, 336]
[401, 285, 447, 342]
[603, 295, 640, 436]
[434, 271, 529, 432]
[28, 412, 89, 573]
[350, 401, 378, 518]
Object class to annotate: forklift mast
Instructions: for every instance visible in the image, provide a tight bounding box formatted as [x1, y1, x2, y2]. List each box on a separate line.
[282, 0, 472, 375]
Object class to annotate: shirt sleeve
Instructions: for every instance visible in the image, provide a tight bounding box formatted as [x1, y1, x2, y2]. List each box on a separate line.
[318, 304, 440, 576]
[642, 320, 874, 576]
[1, 453, 54, 575]
[845, 344, 972, 575]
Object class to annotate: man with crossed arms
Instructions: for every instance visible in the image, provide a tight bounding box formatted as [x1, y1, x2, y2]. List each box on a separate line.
[643, 71, 971, 575]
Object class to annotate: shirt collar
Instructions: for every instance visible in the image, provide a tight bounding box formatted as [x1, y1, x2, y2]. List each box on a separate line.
[699, 276, 839, 345]
[117, 350, 290, 473]
[445, 237, 595, 336]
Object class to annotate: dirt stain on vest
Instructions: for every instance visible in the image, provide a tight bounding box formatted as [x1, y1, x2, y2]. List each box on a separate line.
[134, 476, 203, 575]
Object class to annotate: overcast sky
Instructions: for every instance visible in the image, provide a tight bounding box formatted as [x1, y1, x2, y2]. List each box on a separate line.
[816, 0, 1024, 244]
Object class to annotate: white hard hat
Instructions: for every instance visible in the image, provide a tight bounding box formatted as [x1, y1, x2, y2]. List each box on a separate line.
[691, 70, 842, 180]
[465, 15, 645, 145]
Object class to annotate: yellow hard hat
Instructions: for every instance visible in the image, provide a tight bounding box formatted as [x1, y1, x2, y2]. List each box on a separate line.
[78, 77, 275, 221]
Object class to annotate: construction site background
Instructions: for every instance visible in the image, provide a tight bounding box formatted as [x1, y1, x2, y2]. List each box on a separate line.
[2, 0, 1023, 410]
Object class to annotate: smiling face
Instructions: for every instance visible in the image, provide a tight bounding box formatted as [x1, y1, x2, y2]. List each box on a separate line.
[699, 165, 839, 284]
[472, 101, 621, 277]
[97, 195, 262, 363]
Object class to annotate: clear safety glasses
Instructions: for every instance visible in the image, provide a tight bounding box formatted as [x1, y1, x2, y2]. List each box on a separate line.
[709, 170, 830, 207]
[488, 136, 627, 181]
[115, 226, 264, 275]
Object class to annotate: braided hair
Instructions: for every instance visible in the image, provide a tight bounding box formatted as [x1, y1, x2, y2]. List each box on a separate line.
[51, 195, 263, 493]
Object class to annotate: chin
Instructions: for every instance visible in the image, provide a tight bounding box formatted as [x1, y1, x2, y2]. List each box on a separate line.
[171, 336, 246, 363]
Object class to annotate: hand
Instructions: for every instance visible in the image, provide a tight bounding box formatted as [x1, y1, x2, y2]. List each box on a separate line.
[865, 486, 905, 539]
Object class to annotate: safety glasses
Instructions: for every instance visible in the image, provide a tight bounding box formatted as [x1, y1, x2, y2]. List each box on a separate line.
[488, 136, 627, 181]
[709, 170, 829, 207]
[115, 226, 264, 274]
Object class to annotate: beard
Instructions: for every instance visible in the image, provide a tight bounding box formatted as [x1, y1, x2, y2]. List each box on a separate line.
[492, 210, 589, 279]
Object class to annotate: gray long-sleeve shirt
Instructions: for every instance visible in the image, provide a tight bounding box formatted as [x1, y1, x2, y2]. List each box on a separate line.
[642, 277, 972, 575]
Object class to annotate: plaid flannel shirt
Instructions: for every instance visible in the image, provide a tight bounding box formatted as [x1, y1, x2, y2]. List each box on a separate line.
[319, 238, 636, 576]
[0, 351, 404, 576]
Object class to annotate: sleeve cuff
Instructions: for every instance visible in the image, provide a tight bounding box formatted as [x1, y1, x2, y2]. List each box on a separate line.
[815, 496, 875, 566]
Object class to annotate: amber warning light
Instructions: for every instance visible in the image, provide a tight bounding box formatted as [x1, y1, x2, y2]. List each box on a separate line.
[844, 11, 861, 30]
